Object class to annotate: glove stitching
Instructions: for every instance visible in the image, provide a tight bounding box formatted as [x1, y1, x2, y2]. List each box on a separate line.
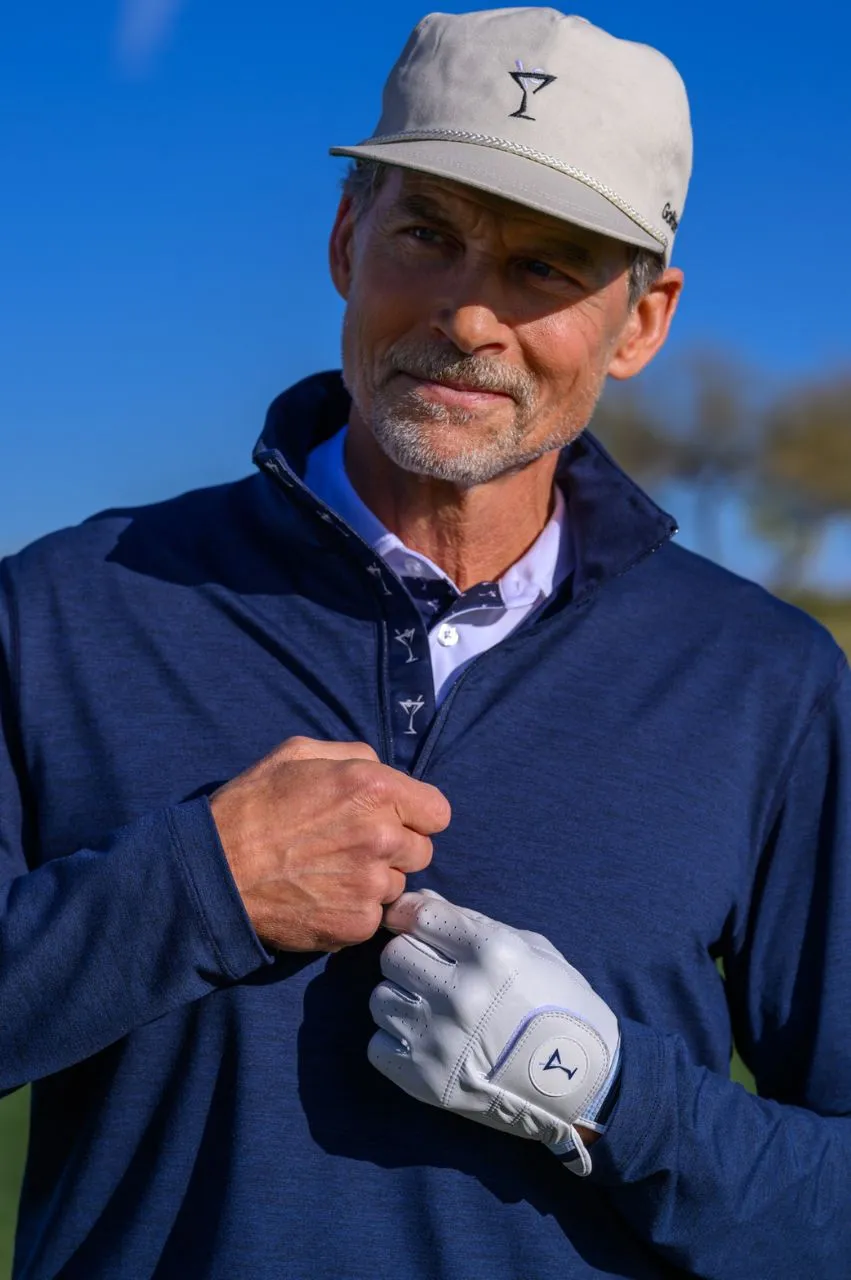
[441, 969, 518, 1107]
[485, 1087, 560, 1143]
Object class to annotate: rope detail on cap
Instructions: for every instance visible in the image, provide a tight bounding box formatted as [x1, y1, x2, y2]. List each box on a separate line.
[358, 129, 669, 250]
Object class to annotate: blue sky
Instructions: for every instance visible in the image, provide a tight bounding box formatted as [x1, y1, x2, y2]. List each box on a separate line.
[1, 0, 849, 583]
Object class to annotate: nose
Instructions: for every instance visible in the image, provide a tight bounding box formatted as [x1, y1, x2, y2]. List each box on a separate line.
[429, 265, 511, 358]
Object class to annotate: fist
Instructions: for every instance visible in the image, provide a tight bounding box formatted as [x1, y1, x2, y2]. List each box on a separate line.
[211, 737, 451, 952]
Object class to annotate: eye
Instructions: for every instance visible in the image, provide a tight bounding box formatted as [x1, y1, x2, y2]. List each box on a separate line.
[403, 225, 445, 245]
[517, 258, 572, 284]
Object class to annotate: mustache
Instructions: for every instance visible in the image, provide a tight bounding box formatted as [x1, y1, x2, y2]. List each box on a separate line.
[379, 339, 537, 412]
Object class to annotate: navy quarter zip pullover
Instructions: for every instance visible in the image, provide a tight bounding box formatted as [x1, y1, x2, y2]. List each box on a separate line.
[1, 371, 849, 1279]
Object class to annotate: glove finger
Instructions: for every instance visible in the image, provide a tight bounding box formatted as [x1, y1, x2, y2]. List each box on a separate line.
[420, 890, 505, 933]
[383, 891, 497, 961]
[379, 931, 456, 997]
[369, 980, 429, 1045]
[367, 1028, 426, 1099]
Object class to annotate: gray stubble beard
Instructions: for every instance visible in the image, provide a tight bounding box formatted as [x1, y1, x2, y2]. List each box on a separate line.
[344, 327, 608, 489]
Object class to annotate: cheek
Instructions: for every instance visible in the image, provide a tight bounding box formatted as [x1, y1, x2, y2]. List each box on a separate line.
[345, 264, 423, 364]
[521, 308, 610, 397]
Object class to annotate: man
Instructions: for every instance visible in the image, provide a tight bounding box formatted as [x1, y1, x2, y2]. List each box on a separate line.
[1, 8, 848, 1278]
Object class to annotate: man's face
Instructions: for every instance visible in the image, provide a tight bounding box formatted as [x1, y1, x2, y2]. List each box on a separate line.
[331, 168, 644, 487]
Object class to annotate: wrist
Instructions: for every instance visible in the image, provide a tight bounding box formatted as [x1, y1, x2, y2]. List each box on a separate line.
[575, 1124, 601, 1147]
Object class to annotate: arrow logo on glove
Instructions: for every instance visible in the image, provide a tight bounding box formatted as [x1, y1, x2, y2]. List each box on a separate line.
[540, 1048, 577, 1079]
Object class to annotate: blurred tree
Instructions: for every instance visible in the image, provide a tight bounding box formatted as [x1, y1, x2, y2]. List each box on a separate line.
[595, 355, 851, 595]
[593, 351, 759, 563]
[754, 374, 851, 592]
[668, 352, 758, 563]
[587, 384, 674, 484]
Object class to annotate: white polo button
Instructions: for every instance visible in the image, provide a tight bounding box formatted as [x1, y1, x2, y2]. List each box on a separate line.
[437, 623, 460, 647]
[405, 558, 425, 576]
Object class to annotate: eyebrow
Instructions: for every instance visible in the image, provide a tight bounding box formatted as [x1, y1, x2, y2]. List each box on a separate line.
[387, 193, 461, 232]
[523, 235, 594, 270]
[386, 192, 596, 270]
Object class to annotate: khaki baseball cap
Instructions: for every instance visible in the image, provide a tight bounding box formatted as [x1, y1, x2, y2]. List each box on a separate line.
[331, 8, 692, 263]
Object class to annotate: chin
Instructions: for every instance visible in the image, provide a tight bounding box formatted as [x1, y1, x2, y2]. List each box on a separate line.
[376, 432, 514, 488]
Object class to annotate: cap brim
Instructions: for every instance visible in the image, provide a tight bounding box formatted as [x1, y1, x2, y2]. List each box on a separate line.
[330, 139, 666, 257]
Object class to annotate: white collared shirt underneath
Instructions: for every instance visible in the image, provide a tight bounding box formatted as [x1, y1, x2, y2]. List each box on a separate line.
[303, 427, 572, 705]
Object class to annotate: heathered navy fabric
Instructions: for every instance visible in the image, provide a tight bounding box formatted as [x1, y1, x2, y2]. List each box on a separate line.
[1, 371, 849, 1280]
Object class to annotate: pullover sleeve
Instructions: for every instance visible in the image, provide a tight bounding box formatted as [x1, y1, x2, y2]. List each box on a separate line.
[0, 576, 271, 1094]
[587, 653, 851, 1278]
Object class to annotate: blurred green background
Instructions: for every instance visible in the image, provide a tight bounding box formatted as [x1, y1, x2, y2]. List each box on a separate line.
[0, 1090, 28, 1278]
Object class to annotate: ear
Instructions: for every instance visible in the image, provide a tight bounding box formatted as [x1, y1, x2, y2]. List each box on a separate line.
[607, 268, 684, 380]
[328, 196, 357, 301]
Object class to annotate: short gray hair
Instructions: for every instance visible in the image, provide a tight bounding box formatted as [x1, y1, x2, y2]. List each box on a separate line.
[341, 159, 664, 309]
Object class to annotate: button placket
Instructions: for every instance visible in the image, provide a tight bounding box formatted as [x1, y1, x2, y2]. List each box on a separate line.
[360, 560, 437, 770]
[387, 611, 435, 765]
[397, 694, 427, 737]
[392, 627, 420, 664]
[401, 575, 459, 626]
[367, 562, 393, 596]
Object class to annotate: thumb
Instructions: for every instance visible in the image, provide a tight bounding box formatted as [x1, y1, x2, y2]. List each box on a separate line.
[382, 886, 446, 931]
[382, 890, 430, 934]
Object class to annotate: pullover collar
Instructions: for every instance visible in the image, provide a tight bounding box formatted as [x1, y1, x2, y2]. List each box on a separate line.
[303, 425, 570, 610]
[253, 370, 677, 601]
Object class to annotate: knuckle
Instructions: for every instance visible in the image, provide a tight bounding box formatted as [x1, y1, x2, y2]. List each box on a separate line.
[361, 769, 390, 806]
[385, 868, 407, 901]
[411, 836, 434, 871]
[369, 819, 401, 860]
[362, 862, 392, 901]
[279, 734, 315, 759]
[347, 902, 383, 944]
[341, 759, 385, 799]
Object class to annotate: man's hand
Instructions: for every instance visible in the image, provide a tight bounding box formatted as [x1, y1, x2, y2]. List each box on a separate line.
[210, 738, 451, 952]
[368, 891, 620, 1176]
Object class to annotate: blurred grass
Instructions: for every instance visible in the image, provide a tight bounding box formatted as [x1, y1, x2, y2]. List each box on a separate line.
[0, 1089, 28, 1280]
[0, 598, 845, 1274]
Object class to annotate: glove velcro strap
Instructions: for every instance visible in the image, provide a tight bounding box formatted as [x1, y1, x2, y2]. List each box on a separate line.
[547, 1049, 622, 1177]
[550, 1126, 593, 1177]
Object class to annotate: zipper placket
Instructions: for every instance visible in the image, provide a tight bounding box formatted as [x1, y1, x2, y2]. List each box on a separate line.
[410, 527, 676, 780]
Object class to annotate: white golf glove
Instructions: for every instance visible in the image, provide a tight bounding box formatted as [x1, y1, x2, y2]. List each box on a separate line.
[368, 891, 621, 1176]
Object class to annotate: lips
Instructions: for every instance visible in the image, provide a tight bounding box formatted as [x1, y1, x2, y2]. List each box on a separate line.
[397, 373, 514, 404]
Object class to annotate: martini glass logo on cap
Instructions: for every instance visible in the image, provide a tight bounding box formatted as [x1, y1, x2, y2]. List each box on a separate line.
[509, 59, 557, 121]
